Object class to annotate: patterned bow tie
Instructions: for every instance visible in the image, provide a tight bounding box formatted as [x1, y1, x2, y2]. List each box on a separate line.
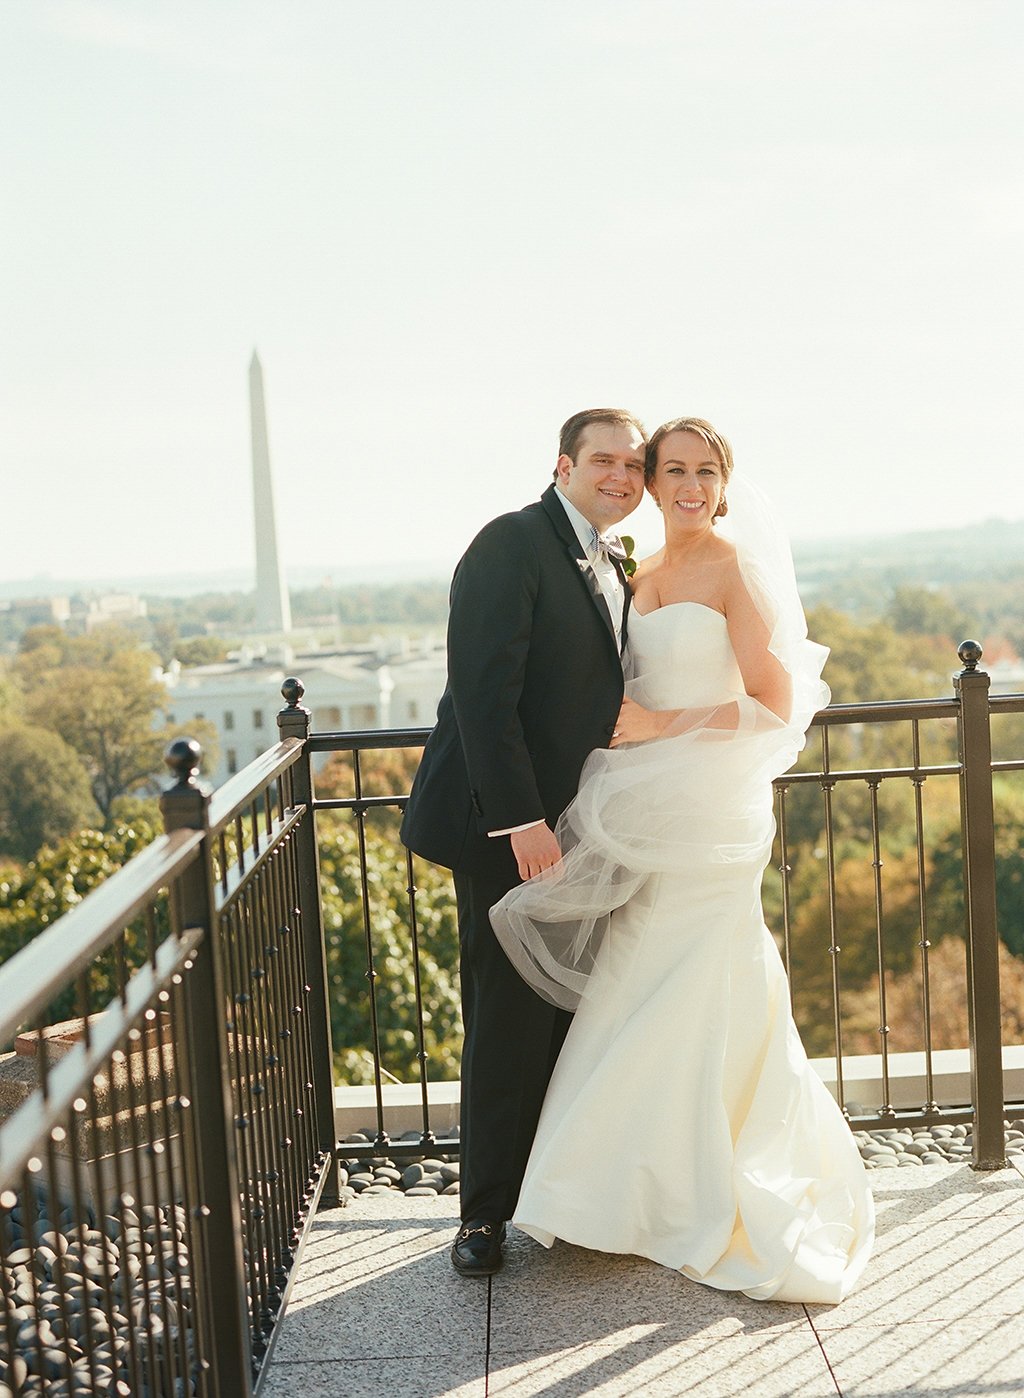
[590, 527, 627, 562]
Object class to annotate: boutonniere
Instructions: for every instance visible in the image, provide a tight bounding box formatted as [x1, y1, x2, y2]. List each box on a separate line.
[619, 535, 637, 579]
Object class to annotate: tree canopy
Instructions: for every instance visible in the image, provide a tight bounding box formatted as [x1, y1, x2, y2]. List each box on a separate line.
[14, 625, 217, 823]
[0, 726, 98, 862]
[0, 813, 159, 988]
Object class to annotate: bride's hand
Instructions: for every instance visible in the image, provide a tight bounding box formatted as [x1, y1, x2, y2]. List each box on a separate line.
[610, 697, 672, 747]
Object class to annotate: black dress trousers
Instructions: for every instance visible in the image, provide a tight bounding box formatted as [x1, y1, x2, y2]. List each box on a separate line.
[454, 862, 572, 1223]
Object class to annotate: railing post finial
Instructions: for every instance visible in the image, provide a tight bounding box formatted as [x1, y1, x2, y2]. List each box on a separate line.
[278, 676, 311, 741]
[281, 676, 306, 709]
[161, 738, 210, 834]
[164, 737, 203, 789]
[957, 639, 983, 674]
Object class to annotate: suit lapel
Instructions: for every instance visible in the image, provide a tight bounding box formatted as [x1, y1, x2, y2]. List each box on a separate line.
[617, 563, 632, 654]
[539, 486, 619, 647]
[573, 550, 619, 644]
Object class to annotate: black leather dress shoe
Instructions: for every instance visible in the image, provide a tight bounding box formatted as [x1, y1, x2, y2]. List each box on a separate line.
[451, 1219, 506, 1276]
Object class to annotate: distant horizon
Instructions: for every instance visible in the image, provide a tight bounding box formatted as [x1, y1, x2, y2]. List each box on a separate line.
[2, 512, 1020, 601]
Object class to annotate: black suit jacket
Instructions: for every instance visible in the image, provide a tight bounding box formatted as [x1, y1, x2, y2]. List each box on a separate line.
[401, 484, 629, 877]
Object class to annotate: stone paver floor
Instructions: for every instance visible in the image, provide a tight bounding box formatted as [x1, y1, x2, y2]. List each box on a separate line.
[265, 1162, 1024, 1397]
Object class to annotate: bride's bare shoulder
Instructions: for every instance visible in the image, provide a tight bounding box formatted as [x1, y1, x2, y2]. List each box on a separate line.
[710, 534, 739, 566]
[703, 533, 739, 584]
[712, 538, 754, 613]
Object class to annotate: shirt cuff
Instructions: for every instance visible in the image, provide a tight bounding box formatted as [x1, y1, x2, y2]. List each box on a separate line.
[488, 819, 546, 837]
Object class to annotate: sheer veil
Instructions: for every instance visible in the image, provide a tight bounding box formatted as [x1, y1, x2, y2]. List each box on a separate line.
[489, 471, 829, 1010]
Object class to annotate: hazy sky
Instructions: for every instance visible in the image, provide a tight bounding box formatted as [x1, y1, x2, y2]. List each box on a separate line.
[2, 1, 1022, 587]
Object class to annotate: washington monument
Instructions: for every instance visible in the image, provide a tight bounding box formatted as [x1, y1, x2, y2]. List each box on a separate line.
[249, 351, 292, 634]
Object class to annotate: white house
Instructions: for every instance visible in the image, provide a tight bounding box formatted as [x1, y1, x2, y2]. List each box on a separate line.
[162, 638, 447, 787]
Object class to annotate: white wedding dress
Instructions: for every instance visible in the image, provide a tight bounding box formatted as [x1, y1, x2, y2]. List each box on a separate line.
[500, 602, 874, 1304]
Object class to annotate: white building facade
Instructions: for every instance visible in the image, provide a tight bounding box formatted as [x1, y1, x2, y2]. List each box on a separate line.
[162, 640, 447, 788]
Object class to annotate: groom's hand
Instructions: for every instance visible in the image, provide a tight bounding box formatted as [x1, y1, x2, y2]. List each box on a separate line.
[510, 824, 562, 881]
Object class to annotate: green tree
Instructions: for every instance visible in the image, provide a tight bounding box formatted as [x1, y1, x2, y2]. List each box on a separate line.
[928, 779, 1024, 959]
[31, 652, 171, 821]
[781, 609, 962, 879]
[16, 623, 68, 660]
[317, 814, 462, 1084]
[19, 629, 217, 823]
[0, 669, 17, 726]
[290, 582, 449, 629]
[885, 585, 969, 644]
[149, 618, 181, 668]
[842, 936, 1024, 1055]
[0, 726, 98, 863]
[781, 841, 941, 1057]
[808, 606, 951, 706]
[174, 635, 232, 667]
[0, 816, 160, 1008]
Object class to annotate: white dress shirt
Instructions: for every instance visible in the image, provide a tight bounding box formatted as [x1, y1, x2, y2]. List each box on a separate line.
[489, 488, 625, 838]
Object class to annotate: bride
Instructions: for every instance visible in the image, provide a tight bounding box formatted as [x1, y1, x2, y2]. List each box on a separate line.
[490, 417, 874, 1304]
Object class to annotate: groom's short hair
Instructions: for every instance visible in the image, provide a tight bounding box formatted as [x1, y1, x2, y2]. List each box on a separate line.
[554, 409, 648, 478]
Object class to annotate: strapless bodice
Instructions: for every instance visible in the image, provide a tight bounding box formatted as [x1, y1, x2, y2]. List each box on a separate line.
[626, 601, 744, 709]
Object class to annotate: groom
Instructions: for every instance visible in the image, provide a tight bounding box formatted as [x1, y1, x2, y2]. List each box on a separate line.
[400, 407, 647, 1275]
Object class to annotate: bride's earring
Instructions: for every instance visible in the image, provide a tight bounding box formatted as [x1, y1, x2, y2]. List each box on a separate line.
[713, 491, 728, 521]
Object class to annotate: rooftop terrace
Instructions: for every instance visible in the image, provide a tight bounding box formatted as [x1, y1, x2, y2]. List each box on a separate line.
[1, 650, 1021, 1397]
[266, 1163, 1024, 1397]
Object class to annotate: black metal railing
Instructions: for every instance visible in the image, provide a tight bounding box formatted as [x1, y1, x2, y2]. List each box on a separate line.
[306, 724, 454, 1168]
[0, 697, 339, 1397]
[310, 641, 1022, 1173]
[772, 643, 1024, 1164]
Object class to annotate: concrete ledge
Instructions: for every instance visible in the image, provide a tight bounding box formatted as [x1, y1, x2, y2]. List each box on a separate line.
[334, 1080, 460, 1139]
[333, 1047, 1024, 1138]
[810, 1045, 1024, 1113]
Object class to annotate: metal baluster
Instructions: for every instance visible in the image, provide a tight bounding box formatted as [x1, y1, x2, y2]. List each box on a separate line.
[405, 847, 438, 1149]
[264, 840, 305, 1242]
[133, 1000, 178, 1398]
[277, 679, 340, 1207]
[102, 1045, 148, 1396]
[281, 830, 320, 1194]
[18, 1163, 48, 1393]
[821, 727, 846, 1113]
[258, 857, 296, 1236]
[228, 890, 270, 1357]
[77, 973, 119, 1397]
[265, 825, 306, 1292]
[42, 1123, 79, 1393]
[867, 778, 895, 1117]
[354, 749, 390, 1154]
[167, 965, 215, 1398]
[775, 781, 794, 988]
[39, 987, 81, 1392]
[911, 719, 939, 1115]
[148, 963, 196, 1391]
[250, 871, 283, 1357]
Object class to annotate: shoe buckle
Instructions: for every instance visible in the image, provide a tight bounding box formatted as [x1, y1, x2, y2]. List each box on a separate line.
[458, 1224, 492, 1241]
